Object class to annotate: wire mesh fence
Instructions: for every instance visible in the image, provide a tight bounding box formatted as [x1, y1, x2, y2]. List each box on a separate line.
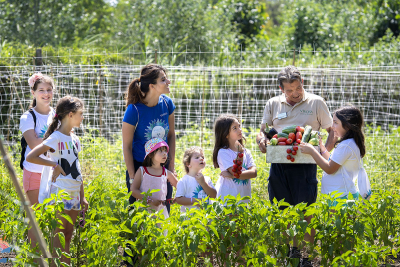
[1, 50, 399, 190]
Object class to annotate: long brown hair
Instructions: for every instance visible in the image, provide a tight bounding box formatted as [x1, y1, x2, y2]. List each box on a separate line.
[212, 114, 245, 168]
[125, 64, 167, 106]
[334, 106, 366, 158]
[43, 95, 84, 140]
[29, 74, 55, 108]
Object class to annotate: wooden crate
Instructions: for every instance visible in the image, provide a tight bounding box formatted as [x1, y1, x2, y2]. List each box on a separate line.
[266, 145, 320, 164]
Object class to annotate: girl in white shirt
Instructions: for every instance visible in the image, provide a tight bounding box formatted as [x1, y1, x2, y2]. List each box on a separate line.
[27, 95, 88, 265]
[212, 114, 257, 203]
[300, 106, 366, 204]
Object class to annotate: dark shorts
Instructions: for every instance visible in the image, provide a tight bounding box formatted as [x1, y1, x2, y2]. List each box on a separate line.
[125, 159, 172, 214]
[268, 163, 318, 210]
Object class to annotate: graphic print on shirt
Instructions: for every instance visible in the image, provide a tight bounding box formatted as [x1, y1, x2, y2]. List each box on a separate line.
[233, 162, 249, 185]
[38, 125, 48, 138]
[145, 119, 169, 140]
[192, 184, 208, 199]
[57, 140, 82, 180]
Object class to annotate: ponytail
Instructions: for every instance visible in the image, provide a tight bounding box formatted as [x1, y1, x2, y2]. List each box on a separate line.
[125, 64, 167, 107]
[29, 98, 37, 108]
[125, 79, 143, 106]
[334, 106, 366, 158]
[44, 116, 60, 141]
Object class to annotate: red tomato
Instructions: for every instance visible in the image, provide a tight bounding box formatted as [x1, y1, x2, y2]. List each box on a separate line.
[238, 153, 244, 158]
[233, 159, 237, 164]
[286, 138, 293, 145]
[296, 132, 302, 141]
[290, 158, 295, 162]
[273, 134, 278, 139]
[292, 150, 297, 155]
[278, 137, 287, 143]
[232, 166, 237, 173]
[237, 170, 242, 175]
[288, 133, 295, 140]
[296, 126, 301, 133]
[299, 127, 305, 133]
[296, 139, 301, 144]
[286, 148, 292, 154]
[237, 166, 242, 171]
[237, 160, 242, 166]
[234, 173, 240, 178]
[287, 155, 291, 160]
[278, 142, 287, 146]
[293, 146, 299, 151]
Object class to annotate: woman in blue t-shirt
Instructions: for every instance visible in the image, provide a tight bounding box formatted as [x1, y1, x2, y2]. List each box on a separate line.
[122, 64, 176, 214]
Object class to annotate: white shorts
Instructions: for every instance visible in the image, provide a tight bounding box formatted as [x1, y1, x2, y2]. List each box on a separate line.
[50, 185, 81, 210]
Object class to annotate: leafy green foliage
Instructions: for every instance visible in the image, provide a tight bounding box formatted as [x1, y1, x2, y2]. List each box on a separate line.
[1, 127, 400, 266]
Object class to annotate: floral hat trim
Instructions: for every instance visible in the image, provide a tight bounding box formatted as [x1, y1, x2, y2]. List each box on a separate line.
[144, 138, 169, 159]
[28, 72, 44, 88]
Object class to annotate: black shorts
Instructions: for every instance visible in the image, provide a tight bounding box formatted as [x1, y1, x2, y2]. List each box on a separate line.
[268, 163, 318, 210]
[125, 159, 173, 214]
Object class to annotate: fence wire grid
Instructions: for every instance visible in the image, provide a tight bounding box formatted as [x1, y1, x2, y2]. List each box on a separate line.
[1, 53, 399, 191]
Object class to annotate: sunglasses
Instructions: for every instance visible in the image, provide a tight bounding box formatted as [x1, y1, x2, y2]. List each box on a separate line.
[79, 210, 86, 228]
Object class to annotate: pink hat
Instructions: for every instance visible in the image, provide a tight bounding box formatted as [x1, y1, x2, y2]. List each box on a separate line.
[144, 138, 169, 160]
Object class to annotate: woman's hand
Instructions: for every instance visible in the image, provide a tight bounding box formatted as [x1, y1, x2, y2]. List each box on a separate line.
[220, 170, 234, 179]
[299, 142, 317, 155]
[81, 197, 89, 212]
[52, 164, 66, 182]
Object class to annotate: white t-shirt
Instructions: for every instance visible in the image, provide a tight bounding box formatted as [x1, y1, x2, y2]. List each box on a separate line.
[321, 139, 360, 197]
[215, 148, 256, 202]
[43, 131, 82, 191]
[176, 174, 216, 212]
[19, 108, 55, 173]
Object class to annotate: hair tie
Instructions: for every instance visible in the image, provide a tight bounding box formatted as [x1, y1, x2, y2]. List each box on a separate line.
[138, 78, 141, 82]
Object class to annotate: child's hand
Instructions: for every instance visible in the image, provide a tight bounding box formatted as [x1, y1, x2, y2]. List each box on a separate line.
[81, 197, 89, 212]
[52, 165, 66, 182]
[299, 142, 317, 155]
[194, 173, 206, 185]
[148, 197, 162, 206]
[318, 135, 326, 150]
[220, 170, 233, 179]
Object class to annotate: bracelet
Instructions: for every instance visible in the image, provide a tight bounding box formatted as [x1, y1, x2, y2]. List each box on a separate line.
[257, 137, 265, 145]
[52, 163, 58, 170]
[190, 197, 193, 204]
[321, 149, 328, 155]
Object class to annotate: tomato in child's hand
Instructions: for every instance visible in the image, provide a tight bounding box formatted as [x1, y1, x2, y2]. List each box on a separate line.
[237, 170, 242, 175]
[287, 155, 291, 160]
[286, 148, 292, 154]
[296, 139, 301, 144]
[233, 159, 237, 164]
[278, 142, 286, 146]
[286, 138, 293, 145]
[238, 153, 244, 158]
[232, 167, 237, 173]
[237, 166, 242, 171]
[293, 146, 299, 151]
[237, 160, 242, 166]
[234, 173, 240, 178]
[288, 133, 295, 140]
[291, 150, 297, 155]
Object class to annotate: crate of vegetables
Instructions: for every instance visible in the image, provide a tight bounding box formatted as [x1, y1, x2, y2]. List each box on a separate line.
[265, 125, 320, 164]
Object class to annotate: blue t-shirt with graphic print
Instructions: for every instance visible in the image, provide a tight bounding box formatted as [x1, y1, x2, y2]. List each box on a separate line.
[123, 95, 175, 162]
